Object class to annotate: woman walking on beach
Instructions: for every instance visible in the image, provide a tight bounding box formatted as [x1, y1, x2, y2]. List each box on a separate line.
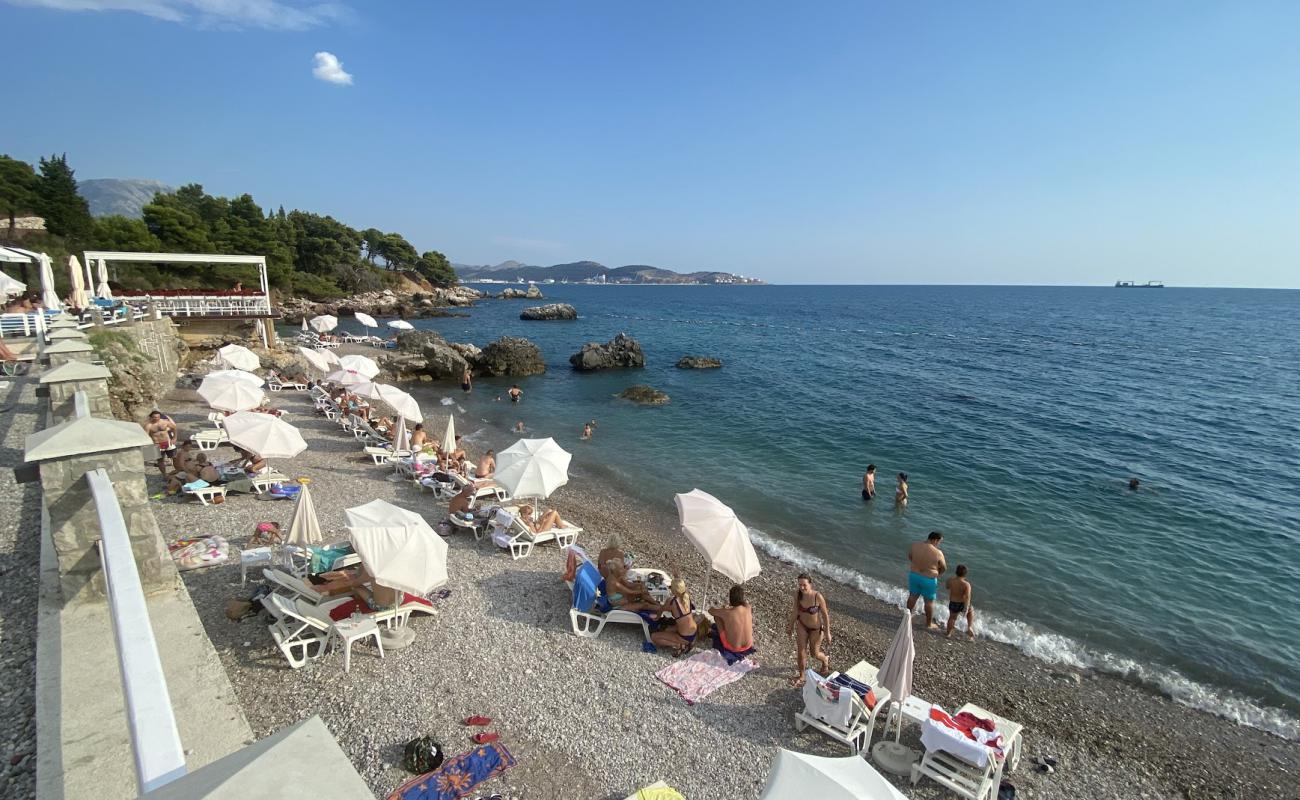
[789, 573, 831, 686]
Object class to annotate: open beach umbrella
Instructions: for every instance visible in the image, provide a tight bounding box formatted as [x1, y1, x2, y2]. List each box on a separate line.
[95, 258, 113, 300]
[206, 368, 264, 387]
[387, 319, 414, 331]
[344, 498, 425, 529]
[376, 384, 421, 422]
[222, 411, 308, 459]
[0, 271, 25, 296]
[494, 437, 571, 501]
[68, 255, 90, 309]
[286, 480, 324, 548]
[297, 346, 331, 374]
[216, 343, 260, 372]
[354, 311, 378, 330]
[198, 376, 265, 412]
[675, 489, 761, 584]
[439, 414, 456, 454]
[347, 520, 448, 598]
[326, 369, 372, 387]
[760, 749, 908, 800]
[319, 347, 342, 367]
[878, 611, 916, 742]
[338, 354, 379, 378]
[309, 314, 338, 333]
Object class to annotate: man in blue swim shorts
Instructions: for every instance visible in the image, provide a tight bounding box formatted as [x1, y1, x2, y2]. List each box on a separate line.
[906, 531, 947, 630]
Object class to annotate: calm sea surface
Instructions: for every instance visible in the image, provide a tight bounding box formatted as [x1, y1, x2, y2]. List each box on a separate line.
[306, 284, 1300, 737]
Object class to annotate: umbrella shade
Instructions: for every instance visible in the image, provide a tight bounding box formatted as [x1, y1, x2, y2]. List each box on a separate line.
[206, 369, 264, 387]
[440, 414, 456, 453]
[95, 259, 113, 300]
[198, 376, 265, 412]
[387, 319, 414, 330]
[354, 312, 378, 328]
[38, 252, 60, 310]
[68, 255, 90, 309]
[348, 522, 448, 597]
[319, 347, 342, 366]
[346, 380, 385, 399]
[0, 271, 25, 296]
[338, 354, 379, 378]
[326, 369, 372, 387]
[297, 346, 330, 374]
[222, 411, 308, 459]
[309, 314, 338, 333]
[494, 437, 572, 500]
[759, 749, 908, 800]
[376, 384, 421, 422]
[287, 482, 323, 547]
[674, 489, 761, 585]
[216, 344, 260, 372]
[877, 611, 916, 741]
[344, 498, 425, 529]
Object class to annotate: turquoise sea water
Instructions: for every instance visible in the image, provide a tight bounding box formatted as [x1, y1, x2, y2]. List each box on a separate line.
[304, 285, 1300, 738]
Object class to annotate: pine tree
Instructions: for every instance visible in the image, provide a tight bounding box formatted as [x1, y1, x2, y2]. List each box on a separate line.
[36, 153, 93, 245]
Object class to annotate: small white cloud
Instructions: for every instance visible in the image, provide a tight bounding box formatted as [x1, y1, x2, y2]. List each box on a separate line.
[3, 0, 347, 30]
[312, 51, 353, 85]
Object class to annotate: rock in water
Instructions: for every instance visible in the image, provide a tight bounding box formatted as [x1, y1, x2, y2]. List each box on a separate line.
[525, 283, 543, 299]
[520, 303, 578, 321]
[676, 355, 722, 369]
[617, 385, 669, 405]
[569, 333, 646, 370]
[380, 330, 469, 381]
[476, 336, 546, 376]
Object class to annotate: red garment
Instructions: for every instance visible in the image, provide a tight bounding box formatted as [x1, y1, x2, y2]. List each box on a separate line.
[327, 593, 432, 621]
[954, 711, 996, 736]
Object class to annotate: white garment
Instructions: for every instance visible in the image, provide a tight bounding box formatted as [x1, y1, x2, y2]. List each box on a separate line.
[919, 715, 993, 769]
[801, 670, 854, 729]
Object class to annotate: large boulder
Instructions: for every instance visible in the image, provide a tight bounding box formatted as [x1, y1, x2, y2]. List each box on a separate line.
[499, 287, 528, 299]
[618, 385, 669, 405]
[520, 303, 577, 321]
[525, 283, 543, 299]
[570, 332, 645, 371]
[676, 355, 722, 369]
[475, 336, 546, 376]
[379, 329, 469, 381]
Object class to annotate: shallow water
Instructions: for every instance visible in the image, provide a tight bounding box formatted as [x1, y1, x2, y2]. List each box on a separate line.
[299, 284, 1300, 738]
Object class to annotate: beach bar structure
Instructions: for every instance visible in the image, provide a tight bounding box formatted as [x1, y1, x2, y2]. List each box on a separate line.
[82, 251, 279, 346]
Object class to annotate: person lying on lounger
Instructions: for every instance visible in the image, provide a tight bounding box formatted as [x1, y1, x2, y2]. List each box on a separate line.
[517, 504, 569, 534]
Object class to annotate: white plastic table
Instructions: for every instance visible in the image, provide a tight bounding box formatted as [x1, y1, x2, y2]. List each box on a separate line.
[331, 616, 384, 672]
[239, 547, 274, 584]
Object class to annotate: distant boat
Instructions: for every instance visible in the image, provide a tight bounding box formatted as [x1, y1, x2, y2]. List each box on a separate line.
[1115, 280, 1165, 288]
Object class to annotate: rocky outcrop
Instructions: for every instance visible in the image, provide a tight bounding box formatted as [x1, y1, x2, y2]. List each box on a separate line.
[476, 336, 546, 376]
[520, 303, 577, 321]
[87, 318, 187, 421]
[676, 355, 722, 369]
[279, 286, 480, 323]
[617, 385, 669, 405]
[378, 330, 470, 382]
[570, 333, 645, 371]
[499, 283, 543, 300]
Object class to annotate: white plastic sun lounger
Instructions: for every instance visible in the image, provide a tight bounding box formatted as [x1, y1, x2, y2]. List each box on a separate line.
[911, 703, 1024, 800]
[565, 574, 653, 641]
[190, 428, 228, 451]
[265, 592, 332, 668]
[794, 664, 892, 753]
[490, 507, 581, 559]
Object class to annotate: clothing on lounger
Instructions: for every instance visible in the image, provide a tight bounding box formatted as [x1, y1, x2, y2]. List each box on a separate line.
[908, 571, 939, 601]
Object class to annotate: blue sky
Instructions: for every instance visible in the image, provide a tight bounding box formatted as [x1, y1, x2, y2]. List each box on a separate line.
[3, 1, 1298, 286]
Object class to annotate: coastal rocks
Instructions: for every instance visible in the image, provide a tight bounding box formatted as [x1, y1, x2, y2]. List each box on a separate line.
[475, 336, 546, 376]
[675, 355, 722, 369]
[498, 283, 544, 300]
[86, 319, 187, 421]
[617, 385, 669, 405]
[378, 330, 469, 382]
[278, 286, 480, 322]
[520, 303, 577, 321]
[569, 333, 645, 371]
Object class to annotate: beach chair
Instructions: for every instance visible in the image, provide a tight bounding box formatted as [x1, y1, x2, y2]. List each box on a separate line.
[263, 567, 332, 605]
[911, 704, 1025, 800]
[489, 507, 581, 560]
[190, 428, 228, 451]
[794, 666, 892, 753]
[264, 592, 331, 668]
[566, 558, 652, 641]
[206, 411, 226, 429]
[266, 374, 285, 392]
[183, 482, 227, 505]
[249, 470, 292, 494]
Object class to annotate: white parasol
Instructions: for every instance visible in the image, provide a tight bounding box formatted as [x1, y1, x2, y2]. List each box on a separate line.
[387, 319, 414, 331]
[222, 411, 308, 459]
[198, 376, 265, 412]
[354, 312, 378, 329]
[878, 610, 916, 742]
[309, 314, 338, 333]
[338, 354, 379, 378]
[674, 488, 761, 604]
[760, 749, 908, 800]
[37, 252, 60, 310]
[216, 344, 260, 372]
[344, 498, 425, 529]
[286, 479, 323, 548]
[347, 520, 448, 598]
[326, 369, 372, 387]
[0, 271, 25, 296]
[296, 346, 331, 374]
[440, 414, 456, 453]
[376, 384, 421, 422]
[494, 437, 571, 501]
[95, 258, 113, 300]
[206, 369, 264, 386]
[319, 347, 342, 367]
[68, 255, 90, 309]
[392, 415, 409, 453]
[300, 318, 309, 332]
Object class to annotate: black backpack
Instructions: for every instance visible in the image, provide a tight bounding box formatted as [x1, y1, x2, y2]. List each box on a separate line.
[403, 736, 444, 774]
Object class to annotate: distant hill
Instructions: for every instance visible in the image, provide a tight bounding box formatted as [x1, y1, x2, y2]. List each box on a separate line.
[453, 260, 761, 285]
[78, 178, 174, 218]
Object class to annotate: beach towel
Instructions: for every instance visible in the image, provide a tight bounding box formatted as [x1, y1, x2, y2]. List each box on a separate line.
[386, 741, 515, 800]
[571, 559, 601, 613]
[921, 706, 1003, 767]
[655, 648, 757, 705]
[802, 670, 854, 728]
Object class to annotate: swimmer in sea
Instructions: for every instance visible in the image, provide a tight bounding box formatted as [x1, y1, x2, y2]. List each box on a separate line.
[581, 422, 593, 439]
[514, 421, 525, 433]
[862, 464, 876, 501]
[508, 384, 523, 403]
[895, 472, 909, 508]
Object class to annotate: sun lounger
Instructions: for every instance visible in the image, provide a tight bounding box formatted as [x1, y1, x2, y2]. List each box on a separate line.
[490, 507, 580, 560]
[206, 411, 226, 429]
[190, 428, 228, 451]
[265, 593, 332, 668]
[183, 482, 227, 505]
[264, 566, 332, 604]
[911, 703, 1024, 800]
[364, 446, 411, 465]
[794, 665, 892, 753]
[566, 557, 653, 641]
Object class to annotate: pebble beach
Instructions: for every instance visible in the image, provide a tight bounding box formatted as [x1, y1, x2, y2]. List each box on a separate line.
[151, 383, 1298, 800]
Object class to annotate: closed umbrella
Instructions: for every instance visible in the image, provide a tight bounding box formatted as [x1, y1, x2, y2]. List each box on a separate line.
[338, 354, 379, 378]
[440, 414, 456, 454]
[760, 749, 908, 800]
[38, 252, 60, 310]
[392, 415, 409, 453]
[300, 318, 309, 333]
[674, 488, 761, 605]
[0, 271, 25, 296]
[216, 343, 260, 372]
[95, 258, 113, 300]
[206, 369, 264, 386]
[309, 314, 338, 333]
[377, 384, 421, 422]
[877, 611, 916, 743]
[198, 376, 265, 412]
[68, 255, 90, 309]
[354, 312, 378, 329]
[297, 346, 330, 374]
[222, 411, 308, 460]
[387, 319, 414, 331]
[344, 498, 424, 529]
[286, 480, 323, 548]
[494, 437, 571, 502]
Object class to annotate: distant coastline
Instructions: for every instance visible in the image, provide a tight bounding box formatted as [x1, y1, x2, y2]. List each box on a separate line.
[454, 259, 763, 286]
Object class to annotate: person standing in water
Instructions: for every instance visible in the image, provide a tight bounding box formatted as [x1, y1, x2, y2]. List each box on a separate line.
[906, 531, 946, 629]
[945, 565, 975, 640]
[895, 472, 909, 507]
[508, 384, 523, 403]
[788, 573, 831, 685]
[461, 367, 472, 393]
[862, 464, 876, 501]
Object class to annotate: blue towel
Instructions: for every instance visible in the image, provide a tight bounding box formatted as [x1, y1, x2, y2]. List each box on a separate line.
[830, 673, 874, 698]
[572, 560, 602, 613]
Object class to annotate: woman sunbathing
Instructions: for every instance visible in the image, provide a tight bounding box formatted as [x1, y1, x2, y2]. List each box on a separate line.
[602, 560, 659, 614]
[167, 453, 220, 494]
[517, 504, 567, 533]
[651, 578, 698, 656]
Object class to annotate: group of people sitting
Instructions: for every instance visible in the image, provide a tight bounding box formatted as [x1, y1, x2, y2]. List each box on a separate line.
[163, 440, 272, 496]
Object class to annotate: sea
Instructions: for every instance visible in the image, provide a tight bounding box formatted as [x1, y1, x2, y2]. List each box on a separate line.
[303, 284, 1300, 740]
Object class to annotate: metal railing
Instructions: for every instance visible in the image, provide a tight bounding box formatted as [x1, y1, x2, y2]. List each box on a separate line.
[0, 309, 149, 338]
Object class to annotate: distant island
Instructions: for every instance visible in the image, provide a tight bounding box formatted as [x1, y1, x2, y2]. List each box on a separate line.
[453, 259, 763, 285]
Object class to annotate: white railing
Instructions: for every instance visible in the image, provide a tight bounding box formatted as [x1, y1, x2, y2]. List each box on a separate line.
[0, 309, 149, 338]
[133, 295, 272, 317]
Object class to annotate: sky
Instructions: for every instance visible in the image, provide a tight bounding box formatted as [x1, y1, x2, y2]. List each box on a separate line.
[3, 1, 1298, 287]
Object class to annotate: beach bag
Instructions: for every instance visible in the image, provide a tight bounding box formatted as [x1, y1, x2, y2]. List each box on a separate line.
[402, 736, 444, 774]
[225, 599, 253, 621]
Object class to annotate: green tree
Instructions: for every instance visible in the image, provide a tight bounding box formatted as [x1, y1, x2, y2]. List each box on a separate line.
[143, 199, 214, 252]
[415, 249, 457, 287]
[360, 228, 385, 265]
[0, 155, 40, 220]
[90, 215, 162, 251]
[36, 153, 93, 245]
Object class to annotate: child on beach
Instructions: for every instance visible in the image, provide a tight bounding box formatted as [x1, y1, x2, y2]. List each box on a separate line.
[945, 565, 975, 640]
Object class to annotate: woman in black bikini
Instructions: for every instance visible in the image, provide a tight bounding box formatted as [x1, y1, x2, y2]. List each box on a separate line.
[650, 578, 698, 656]
[788, 573, 831, 686]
